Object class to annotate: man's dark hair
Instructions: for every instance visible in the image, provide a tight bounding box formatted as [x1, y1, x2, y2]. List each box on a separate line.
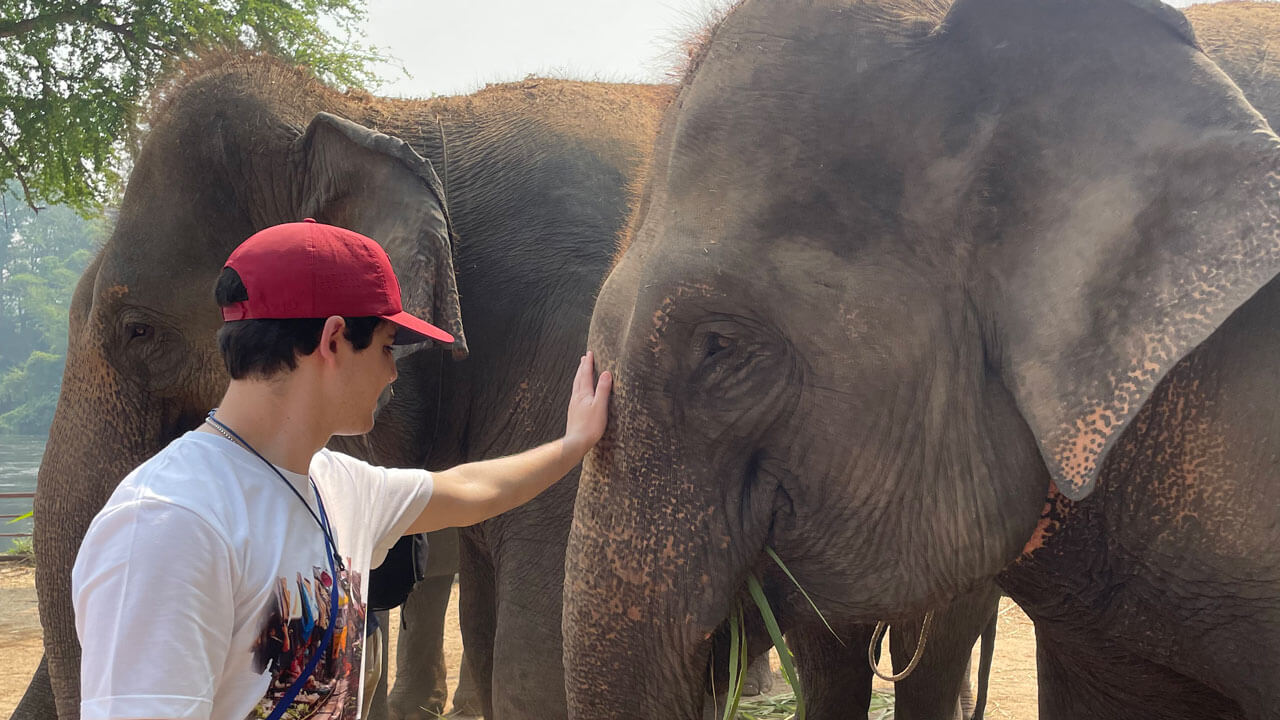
[214, 268, 384, 380]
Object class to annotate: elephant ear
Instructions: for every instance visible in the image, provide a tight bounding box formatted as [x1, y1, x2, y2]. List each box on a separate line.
[943, 0, 1280, 499]
[289, 112, 468, 359]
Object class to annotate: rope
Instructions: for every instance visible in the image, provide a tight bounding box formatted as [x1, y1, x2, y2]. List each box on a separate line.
[867, 609, 935, 682]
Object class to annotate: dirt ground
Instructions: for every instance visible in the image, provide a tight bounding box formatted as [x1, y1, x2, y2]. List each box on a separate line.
[0, 564, 44, 719]
[1, 568, 1038, 719]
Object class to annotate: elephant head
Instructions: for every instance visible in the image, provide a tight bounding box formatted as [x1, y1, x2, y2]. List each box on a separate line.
[563, 0, 1280, 716]
[35, 56, 467, 719]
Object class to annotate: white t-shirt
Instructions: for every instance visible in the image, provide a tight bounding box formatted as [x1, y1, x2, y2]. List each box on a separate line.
[72, 431, 433, 720]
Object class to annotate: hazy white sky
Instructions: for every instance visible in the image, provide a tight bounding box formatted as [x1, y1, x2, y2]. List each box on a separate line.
[364, 0, 717, 98]
[363, 0, 1215, 98]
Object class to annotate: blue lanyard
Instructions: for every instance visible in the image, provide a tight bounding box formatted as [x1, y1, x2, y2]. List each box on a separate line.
[204, 411, 344, 717]
[205, 411, 345, 576]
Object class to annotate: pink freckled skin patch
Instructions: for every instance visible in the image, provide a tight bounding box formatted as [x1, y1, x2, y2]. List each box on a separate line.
[1019, 481, 1067, 558]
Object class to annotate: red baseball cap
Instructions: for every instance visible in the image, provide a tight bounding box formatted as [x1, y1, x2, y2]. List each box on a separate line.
[221, 219, 454, 345]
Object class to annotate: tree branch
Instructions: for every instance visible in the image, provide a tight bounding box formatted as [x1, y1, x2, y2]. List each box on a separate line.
[0, 10, 82, 38]
[0, 2, 105, 39]
[0, 137, 42, 213]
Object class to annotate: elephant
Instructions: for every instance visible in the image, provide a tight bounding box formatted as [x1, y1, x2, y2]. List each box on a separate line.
[1186, 1, 1280, 129]
[18, 53, 671, 720]
[563, 0, 1280, 718]
[366, 530, 479, 720]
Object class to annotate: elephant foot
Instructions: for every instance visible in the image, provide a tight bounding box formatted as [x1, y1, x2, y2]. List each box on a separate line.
[960, 685, 976, 719]
[742, 653, 775, 697]
[387, 701, 446, 720]
[446, 693, 483, 718]
[445, 703, 483, 719]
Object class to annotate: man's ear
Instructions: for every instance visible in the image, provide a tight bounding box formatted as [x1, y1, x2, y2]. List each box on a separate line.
[318, 316, 347, 361]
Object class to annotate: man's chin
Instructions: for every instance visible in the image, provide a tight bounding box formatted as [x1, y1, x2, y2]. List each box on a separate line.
[333, 416, 377, 437]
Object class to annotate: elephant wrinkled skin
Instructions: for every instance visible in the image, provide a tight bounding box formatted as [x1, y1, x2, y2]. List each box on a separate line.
[564, 1, 1280, 719]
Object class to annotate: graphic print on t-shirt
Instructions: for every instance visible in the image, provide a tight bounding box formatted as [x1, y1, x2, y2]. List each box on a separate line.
[249, 558, 366, 720]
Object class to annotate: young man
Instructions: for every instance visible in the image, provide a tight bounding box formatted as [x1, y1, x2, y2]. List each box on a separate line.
[71, 219, 612, 720]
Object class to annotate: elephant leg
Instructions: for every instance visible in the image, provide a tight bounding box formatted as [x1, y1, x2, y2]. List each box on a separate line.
[457, 526, 497, 718]
[488, 557, 569, 718]
[707, 647, 774, 713]
[790, 621, 876, 720]
[970, 607, 998, 720]
[957, 657, 976, 720]
[1032, 625, 1246, 720]
[486, 498, 575, 720]
[387, 575, 453, 720]
[10, 655, 57, 720]
[889, 584, 1001, 720]
[367, 610, 392, 720]
[742, 652, 774, 697]
[450, 650, 483, 716]
[1034, 629, 1126, 720]
[363, 620, 387, 720]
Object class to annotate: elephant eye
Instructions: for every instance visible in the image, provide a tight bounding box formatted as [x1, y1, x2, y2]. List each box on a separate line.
[125, 322, 153, 341]
[705, 332, 734, 358]
[686, 319, 791, 414]
[691, 328, 761, 395]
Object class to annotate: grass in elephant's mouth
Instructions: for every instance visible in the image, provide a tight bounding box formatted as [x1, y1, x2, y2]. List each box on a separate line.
[735, 690, 895, 720]
[717, 548, 848, 720]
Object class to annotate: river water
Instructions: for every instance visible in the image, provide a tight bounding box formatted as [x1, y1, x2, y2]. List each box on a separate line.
[0, 435, 42, 553]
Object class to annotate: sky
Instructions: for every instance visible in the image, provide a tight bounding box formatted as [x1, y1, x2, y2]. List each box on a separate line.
[362, 0, 1215, 99]
[363, 0, 731, 97]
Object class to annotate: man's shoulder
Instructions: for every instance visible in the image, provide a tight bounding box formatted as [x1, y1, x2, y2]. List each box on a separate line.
[311, 448, 380, 479]
[312, 449, 432, 484]
[107, 432, 260, 512]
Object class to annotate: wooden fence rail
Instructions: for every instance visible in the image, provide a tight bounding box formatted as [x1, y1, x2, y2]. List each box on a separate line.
[0, 491, 34, 539]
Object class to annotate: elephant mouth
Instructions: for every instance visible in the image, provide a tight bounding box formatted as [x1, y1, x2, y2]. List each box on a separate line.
[701, 551, 803, 699]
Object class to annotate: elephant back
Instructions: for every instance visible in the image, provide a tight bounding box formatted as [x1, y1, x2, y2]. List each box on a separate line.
[1186, 1, 1280, 130]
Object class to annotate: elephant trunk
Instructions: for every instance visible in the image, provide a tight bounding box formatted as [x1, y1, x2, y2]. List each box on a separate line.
[563, 460, 703, 719]
[34, 315, 170, 720]
[564, 410, 762, 719]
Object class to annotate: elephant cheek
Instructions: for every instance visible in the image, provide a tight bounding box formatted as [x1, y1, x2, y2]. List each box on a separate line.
[34, 323, 164, 720]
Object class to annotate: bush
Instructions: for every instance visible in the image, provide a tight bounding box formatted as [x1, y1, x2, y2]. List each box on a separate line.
[3, 536, 34, 563]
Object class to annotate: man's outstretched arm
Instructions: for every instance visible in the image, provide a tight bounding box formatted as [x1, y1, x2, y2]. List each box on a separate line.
[405, 351, 612, 533]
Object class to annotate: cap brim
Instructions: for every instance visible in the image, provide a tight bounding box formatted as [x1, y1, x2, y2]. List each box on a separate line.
[383, 311, 455, 345]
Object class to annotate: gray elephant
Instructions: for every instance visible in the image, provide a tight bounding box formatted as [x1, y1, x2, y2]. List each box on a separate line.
[18, 53, 671, 720]
[564, 0, 1280, 719]
[1186, 1, 1280, 128]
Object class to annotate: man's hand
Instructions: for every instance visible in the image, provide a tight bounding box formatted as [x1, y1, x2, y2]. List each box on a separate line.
[564, 351, 613, 457]
[405, 350, 614, 533]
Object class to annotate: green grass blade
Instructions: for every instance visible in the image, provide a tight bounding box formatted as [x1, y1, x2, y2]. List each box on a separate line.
[746, 574, 804, 719]
[722, 603, 746, 720]
[764, 546, 841, 645]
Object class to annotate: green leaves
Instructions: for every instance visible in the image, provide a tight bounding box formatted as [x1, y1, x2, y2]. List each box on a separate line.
[0, 0, 385, 211]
